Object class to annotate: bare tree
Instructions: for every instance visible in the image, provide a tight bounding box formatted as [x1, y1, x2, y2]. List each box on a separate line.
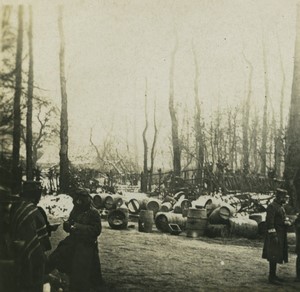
[227, 109, 234, 170]
[12, 5, 23, 193]
[285, 2, 300, 210]
[242, 51, 253, 172]
[0, 5, 14, 158]
[275, 29, 286, 177]
[26, 5, 33, 180]
[58, 6, 69, 193]
[250, 108, 260, 173]
[148, 96, 158, 191]
[260, 34, 269, 176]
[192, 43, 204, 185]
[169, 37, 181, 176]
[33, 105, 58, 167]
[142, 78, 148, 192]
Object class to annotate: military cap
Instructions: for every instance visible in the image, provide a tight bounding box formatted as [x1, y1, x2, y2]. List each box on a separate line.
[75, 188, 90, 197]
[276, 188, 288, 197]
[22, 181, 42, 193]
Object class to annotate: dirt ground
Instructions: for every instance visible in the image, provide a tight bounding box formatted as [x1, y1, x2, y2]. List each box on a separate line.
[49, 217, 300, 292]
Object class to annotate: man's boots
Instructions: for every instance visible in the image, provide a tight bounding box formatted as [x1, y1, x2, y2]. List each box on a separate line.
[268, 262, 281, 285]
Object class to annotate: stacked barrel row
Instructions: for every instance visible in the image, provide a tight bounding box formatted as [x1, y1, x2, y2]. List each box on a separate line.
[91, 192, 259, 239]
[90, 193, 129, 230]
[196, 197, 258, 239]
[91, 192, 162, 231]
[155, 196, 259, 239]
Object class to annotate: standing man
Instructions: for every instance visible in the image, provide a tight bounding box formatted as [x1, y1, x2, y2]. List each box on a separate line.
[262, 188, 291, 285]
[47, 188, 104, 292]
[20, 181, 52, 251]
[0, 173, 51, 291]
[295, 212, 300, 282]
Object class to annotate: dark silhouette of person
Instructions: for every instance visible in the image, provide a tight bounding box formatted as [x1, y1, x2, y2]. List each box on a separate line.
[47, 188, 104, 292]
[262, 188, 291, 285]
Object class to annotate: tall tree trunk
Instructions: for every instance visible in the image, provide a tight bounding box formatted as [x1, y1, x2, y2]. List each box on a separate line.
[276, 30, 286, 178]
[58, 6, 69, 193]
[285, 2, 300, 210]
[26, 5, 34, 180]
[169, 38, 181, 176]
[0, 6, 11, 158]
[251, 109, 259, 173]
[12, 5, 23, 193]
[227, 110, 233, 170]
[133, 89, 139, 171]
[149, 96, 158, 192]
[192, 43, 204, 185]
[269, 110, 276, 172]
[210, 119, 215, 167]
[242, 53, 253, 173]
[260, 37, 269, 176]
[142, 78, 148, 192]
[230, 108, 238, 171]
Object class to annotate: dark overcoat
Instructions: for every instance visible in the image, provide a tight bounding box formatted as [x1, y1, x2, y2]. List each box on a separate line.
[295, 216, 300, 255]
[48, 205, 103, 292]
[10, 200, 51, 292]
[262, 200, 288, 264]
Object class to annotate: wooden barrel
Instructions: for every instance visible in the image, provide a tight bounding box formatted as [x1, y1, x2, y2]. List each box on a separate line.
[155, 212, 187, 233]
[187, 207, 207, 219]
[229, 217, 258, 239]
[127, 198, 141, 214]
[104, 194, 123, 210]
[162, 195, 177, 205]
[142, 198, 161, 214]
[191, 195, 211, 209]
[138, 210, 154, 233]
[160, 202, 173, 212]
[206, 223, 230, 238]
[249, 212, 266, 224]
[91, 193, 109, 209]
[186, 208, 208, 238]
[173, 196, 191, 214]
[107, 208, 129, 230]
[181, 199, 192, 212]
[204, 197, 223, 215]
[208, 203, 235, 224]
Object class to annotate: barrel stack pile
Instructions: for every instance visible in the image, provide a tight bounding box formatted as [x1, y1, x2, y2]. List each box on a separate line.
[154, 194, 259, 239]
[42, 191, 263, 239]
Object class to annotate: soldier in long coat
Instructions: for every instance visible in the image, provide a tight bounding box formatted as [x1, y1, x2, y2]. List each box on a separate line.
[47, 188, 103, 292]
[262, 188, 291, 285]
[0, 179, 51, 292]
[295, 212, 300, 281]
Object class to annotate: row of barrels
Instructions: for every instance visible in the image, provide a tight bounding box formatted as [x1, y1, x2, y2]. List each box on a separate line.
[91, 192, 190, 215]
[155, 208, 258, 239]
[91, 193, 124, 210]
[100, 193, 259, 239]
[107, 204, 258, 240]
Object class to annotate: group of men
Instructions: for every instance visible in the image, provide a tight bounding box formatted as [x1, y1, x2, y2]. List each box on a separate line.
[2, 166, 300, 290]
[0, 168, 104, 292]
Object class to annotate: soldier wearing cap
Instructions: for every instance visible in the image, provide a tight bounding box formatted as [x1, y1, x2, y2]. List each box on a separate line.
[262, 188, 291, 285]
[47, 188, 103, 292]
[0, 167, 51, 291]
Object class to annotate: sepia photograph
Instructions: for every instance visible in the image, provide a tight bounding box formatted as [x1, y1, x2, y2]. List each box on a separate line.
[1, 0, 300, 291]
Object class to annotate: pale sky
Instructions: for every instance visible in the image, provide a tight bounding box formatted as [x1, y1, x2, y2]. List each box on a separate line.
[4, 0, 298, 168]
